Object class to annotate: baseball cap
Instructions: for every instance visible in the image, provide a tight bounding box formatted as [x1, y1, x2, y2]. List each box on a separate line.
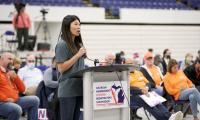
[144, 52, 153, 61]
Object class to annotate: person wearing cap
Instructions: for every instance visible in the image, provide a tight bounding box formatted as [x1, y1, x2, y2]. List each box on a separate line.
[140, 52, 164, 96]
[12, 3, 31, 51]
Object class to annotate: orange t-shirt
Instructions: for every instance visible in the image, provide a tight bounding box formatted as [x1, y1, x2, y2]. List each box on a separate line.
[130, 70, 149, 89]
[149, 66, 162, 87]
[163, 70, 193, 100]
[0, 69, 25, 102]
[12, 12, 31, 28]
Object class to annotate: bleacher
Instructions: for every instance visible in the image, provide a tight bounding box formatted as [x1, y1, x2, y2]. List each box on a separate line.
[0, 0, 199, 18]
[0, 0, 86, 7]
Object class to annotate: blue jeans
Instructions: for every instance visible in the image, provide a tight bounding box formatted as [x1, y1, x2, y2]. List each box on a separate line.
[0, 96, 39, 120]
[179, 88, 200, 117]
[152, 86, 163, 96]
[130, 95, 171, 120]
[59, 96, 83, 120]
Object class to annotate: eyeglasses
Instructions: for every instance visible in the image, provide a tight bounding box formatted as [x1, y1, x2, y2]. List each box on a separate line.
[28, 60, 35, 63]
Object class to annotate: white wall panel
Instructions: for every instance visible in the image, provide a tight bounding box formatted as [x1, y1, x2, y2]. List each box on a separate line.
[81, 25, 200, 65]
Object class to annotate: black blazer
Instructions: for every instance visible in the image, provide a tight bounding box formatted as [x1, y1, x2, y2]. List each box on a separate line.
[184, 65, 200, 86]
[161, 58, 167, 75]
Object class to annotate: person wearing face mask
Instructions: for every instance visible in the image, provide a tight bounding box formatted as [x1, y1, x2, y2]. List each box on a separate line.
[180, 53, 194, 70]
[154, 54, 164, 74]
[161, 49, 171, 75]
[18, 54, 43, 95]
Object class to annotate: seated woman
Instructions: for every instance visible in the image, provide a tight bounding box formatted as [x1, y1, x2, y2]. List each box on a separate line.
[163, 59, 200, 120]
[127, 58, 183, 120]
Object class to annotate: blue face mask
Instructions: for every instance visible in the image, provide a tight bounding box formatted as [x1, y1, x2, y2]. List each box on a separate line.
[27, 63, 35, 69]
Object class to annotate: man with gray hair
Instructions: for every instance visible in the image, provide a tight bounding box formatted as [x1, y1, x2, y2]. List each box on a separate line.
[18, 54, 43, 95]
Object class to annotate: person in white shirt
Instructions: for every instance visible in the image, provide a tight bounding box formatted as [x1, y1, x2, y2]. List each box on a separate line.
[18, 54, 43, 95]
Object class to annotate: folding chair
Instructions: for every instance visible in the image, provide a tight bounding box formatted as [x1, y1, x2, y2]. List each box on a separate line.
[163, 84, 190, 117]
[4, 30, 18, 52]
[130, 90, 151, 120]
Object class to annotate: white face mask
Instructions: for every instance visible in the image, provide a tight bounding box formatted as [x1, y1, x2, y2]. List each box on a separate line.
[27, 63, 35, 69]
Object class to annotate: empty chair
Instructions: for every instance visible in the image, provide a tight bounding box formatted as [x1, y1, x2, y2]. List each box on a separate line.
[4, 30, 18, 52]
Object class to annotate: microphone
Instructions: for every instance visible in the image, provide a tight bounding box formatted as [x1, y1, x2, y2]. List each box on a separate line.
[79, 43, 100, 66]
[79, 43, 87, 58]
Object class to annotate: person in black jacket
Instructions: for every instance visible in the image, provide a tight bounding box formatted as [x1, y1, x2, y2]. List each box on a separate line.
[161, 49, 171, 75]
[184, 59, 200, 91]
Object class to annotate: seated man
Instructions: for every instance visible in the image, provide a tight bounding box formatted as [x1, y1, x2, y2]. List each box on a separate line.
[140, 52, 164, 96]
[0, 52, 39, 120]
[184, 59, 200, 91]
[100, 54, 116, 66]
[18, 54, 43, 95]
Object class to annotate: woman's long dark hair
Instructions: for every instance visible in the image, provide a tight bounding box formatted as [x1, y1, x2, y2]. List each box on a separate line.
[60, 15, 83, 55]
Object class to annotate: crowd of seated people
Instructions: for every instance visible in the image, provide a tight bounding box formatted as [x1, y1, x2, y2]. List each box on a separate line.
[0, 49, 199, 120]
[128, 58, 183, 120]
[101, 49, 200, 120]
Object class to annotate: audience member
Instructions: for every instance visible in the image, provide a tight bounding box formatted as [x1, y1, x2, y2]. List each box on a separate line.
[179, 53, 194, 70]
[154, 54, 164, 74]
[184, 59, 200, 91]
[163, 59, 200, 120]
[133, 52, 141, 66]
[100, 54, 115, 66]
[140, 52, 164, 96]
[18, 54, 43, 95]
[195, 50, 200, 63]
[13, 57, 22, 73]
[161, 49, 171, 75]
[0, 52, 39, 120]
[129, 60, 183, 120]
[115, 51, 125, 64]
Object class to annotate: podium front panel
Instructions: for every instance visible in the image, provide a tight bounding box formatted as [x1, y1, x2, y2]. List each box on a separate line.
[83, 71, 130, 120]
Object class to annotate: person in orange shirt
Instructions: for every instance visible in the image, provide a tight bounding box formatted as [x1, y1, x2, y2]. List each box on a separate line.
[163, 59, 200, 120]
[127, 58, 183, 120]
[12, 3, 31, 51]
[0, 52, 39, 120]
[140, 52, 164, 96]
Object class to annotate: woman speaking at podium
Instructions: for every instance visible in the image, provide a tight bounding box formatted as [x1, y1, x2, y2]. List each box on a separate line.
[55, 15, 86, 120]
